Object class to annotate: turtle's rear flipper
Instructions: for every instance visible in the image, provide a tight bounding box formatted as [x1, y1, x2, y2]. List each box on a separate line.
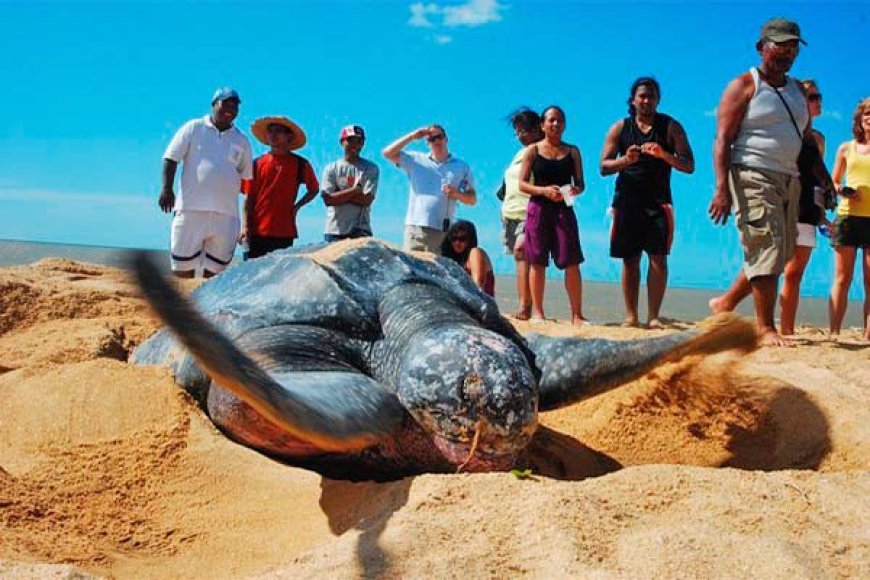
[527, 314, 756, 411]
[128, 252, 404, 452]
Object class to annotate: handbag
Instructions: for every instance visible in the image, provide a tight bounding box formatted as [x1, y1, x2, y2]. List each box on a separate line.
[772, 85, 836, 211]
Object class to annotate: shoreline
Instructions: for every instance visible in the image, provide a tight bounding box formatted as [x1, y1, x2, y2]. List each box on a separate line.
[0, 238, 865, 328]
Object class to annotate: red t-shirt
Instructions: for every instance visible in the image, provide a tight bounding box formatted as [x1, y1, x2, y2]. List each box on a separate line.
[242, 152, 319, 238]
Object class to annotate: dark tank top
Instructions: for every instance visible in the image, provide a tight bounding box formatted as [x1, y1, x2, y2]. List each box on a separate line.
[614, 113, 674, 207]
[531, 145, 575, 188]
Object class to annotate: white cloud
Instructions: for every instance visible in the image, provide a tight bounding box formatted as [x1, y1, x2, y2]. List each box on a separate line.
[408, 1, 505, 37]
[703, 108, 717, 118]
[821, 110, 843, 121]
[408, 3, 440, 27]
[442, 0, 504, 27]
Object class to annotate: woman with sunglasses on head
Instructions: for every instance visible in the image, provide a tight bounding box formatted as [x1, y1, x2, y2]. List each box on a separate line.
[518, 105, 589, 326]
[779, 79, 828, 335]
[440, 220, 495, 297]
[828, 97, 870, 341]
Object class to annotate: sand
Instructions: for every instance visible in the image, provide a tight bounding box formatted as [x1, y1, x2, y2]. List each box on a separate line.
[0, 258, 867, 578]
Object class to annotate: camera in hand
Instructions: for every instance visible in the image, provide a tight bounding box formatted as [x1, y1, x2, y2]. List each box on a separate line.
[840, 186, 858, 198]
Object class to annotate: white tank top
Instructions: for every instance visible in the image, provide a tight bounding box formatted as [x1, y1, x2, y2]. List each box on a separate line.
[731, 67, 808, 177]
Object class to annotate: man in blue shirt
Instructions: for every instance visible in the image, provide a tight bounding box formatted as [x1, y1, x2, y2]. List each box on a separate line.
[383, 124, 476, 252]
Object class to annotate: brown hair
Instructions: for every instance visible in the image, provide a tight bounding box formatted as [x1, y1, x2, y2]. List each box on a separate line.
[800, 79, 818, 92]
[853, 98, 870, 143]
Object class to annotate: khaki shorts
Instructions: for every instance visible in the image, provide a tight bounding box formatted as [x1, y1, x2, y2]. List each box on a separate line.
[403, 225, 445, 254]
[729, 165, 800, 279]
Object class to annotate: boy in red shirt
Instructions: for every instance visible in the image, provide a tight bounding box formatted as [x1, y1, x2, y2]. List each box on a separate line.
[242, 116, 319, 259]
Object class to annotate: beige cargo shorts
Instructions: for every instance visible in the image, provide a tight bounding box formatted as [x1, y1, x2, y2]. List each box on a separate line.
[729, 164, 800, 279]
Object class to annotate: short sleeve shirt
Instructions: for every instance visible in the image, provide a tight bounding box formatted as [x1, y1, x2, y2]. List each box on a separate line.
[321, 157, 380, 236]
[398, 151, 475, 229]
[163, 115, 253, 217]
[242, 152, 319, 238]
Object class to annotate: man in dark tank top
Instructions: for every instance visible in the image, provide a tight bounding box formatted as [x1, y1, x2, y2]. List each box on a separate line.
[600, 77, 695, 328]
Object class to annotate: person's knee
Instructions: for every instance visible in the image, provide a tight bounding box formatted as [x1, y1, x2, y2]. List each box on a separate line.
[649, 255, 668, 271]
[513, 244, 525, 262]
[623, 256, 641, 273]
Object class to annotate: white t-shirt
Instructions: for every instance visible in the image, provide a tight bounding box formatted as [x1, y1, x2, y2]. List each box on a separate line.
[399, 150, 475, 230]
[164, 115, 253, 217]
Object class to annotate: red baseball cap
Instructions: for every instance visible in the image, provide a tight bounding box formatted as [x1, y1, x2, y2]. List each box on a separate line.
[340, 125, 365, 141]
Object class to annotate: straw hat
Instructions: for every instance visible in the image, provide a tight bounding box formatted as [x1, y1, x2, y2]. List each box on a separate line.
[250, 116, 306, 150]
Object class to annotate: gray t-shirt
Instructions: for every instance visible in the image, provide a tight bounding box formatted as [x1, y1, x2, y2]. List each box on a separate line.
[321, 157, 379, 235]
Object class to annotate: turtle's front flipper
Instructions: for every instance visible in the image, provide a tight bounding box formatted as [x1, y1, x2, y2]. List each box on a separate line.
[527, 314, 756, 411]
[128, 252, 404, 452]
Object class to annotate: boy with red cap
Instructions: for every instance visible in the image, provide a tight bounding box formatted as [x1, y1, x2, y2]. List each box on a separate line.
[241, 116, 319, 259]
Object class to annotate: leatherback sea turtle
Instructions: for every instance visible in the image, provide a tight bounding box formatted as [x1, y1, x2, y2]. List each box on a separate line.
[131, 239, 754, 477]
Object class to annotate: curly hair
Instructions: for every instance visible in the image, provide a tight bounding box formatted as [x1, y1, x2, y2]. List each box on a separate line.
[507, 107, 540, 132]
[852, 98, 870, 144]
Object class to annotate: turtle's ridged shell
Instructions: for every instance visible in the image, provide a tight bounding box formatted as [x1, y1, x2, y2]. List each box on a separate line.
[132, 239, 525, 394]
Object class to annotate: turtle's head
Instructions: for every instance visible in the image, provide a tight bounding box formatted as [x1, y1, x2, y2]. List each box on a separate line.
[396, 324, 539, 471]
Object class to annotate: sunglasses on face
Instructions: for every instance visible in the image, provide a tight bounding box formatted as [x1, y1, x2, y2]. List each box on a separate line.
[427, 134, 445, 142]
[451, 235, 469, 243]
[807, 93, 822, 102]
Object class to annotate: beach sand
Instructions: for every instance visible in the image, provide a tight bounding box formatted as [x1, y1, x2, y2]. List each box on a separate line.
[0, 257, 867, 578]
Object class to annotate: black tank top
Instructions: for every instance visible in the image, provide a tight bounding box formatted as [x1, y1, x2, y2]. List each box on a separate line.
[614, 113, 674, 207]
[531, 145, 575, 188]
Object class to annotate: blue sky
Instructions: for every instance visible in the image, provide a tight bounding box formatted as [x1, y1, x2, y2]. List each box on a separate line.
[2, 1, 868, 298]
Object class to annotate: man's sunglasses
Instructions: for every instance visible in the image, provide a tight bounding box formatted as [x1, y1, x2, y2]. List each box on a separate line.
[807, 93, 823, 102]
[427, 134, 446, 142]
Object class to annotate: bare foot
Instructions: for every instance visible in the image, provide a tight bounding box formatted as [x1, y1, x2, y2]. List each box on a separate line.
[572, 316, 593, 327]
[758, 329, 794, 347]
[708, 296, 732, 314]
[647, 318, 664, 330]
[621, 317, 640, 328]
[780, 325, 796, 337]
[514, 305, 532, 321]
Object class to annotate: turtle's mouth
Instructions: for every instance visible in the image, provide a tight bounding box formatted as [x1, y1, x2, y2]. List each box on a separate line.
[431, 430, 521, 473]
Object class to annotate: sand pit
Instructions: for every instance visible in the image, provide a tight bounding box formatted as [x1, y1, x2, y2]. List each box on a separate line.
[0, 259, 867, 578]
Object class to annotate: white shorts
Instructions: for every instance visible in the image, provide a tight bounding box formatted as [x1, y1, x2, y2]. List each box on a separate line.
[796, 222, 817, 249]
[170, 210, 239, 274]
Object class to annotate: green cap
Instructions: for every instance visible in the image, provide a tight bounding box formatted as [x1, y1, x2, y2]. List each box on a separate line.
[760, 18, 807, 45]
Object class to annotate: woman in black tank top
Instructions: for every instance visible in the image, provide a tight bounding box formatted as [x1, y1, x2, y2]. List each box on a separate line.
[518, 106, 590, 326]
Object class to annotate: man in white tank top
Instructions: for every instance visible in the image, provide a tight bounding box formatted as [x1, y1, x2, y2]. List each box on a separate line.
[707, 18, 829, 347]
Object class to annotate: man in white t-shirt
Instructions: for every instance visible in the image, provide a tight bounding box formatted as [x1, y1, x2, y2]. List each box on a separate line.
[382, 124, 476, 253]
[159, 87, 253, 278]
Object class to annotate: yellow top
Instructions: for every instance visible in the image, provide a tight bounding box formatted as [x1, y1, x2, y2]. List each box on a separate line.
[501, 148, 532, 220]
[838, 140, 870, 217]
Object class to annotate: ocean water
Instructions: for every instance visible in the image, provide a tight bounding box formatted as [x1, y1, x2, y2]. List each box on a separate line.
[2, 238, 865, 329]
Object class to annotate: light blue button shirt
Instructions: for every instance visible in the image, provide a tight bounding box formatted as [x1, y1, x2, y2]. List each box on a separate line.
[399, 151, 475, 229]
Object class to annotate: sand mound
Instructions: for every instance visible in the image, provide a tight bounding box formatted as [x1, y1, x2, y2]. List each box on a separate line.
[0, 259, 867, 578]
